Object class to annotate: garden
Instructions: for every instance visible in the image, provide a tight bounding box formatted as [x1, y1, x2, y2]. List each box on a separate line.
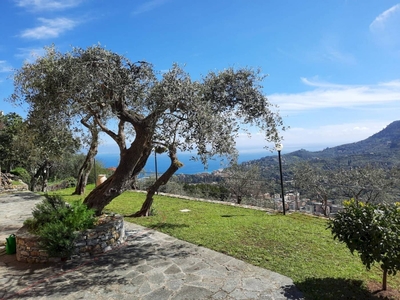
[45, 185, 400, 300]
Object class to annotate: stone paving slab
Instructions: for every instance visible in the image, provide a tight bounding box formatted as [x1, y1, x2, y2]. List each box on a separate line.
[0, 192, 304, 299]
[0, 192, 44, 244]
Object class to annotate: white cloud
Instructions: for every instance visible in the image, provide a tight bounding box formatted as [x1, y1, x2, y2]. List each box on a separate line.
[14, 0, 83, 11]
[233, 121, 390, 153]
[282, 122, 389, 151]
[20, 17, 77, 39]
[305, 35, 356, 65]
[15, 47, 47, 62]
[323, 47, 356, 65]
[270, 78, 400, 113]
[0, 61, 12, 73]
[132, 0, 169, 15]
[370, 4, 400, 50]
[370, 4, 400, 31]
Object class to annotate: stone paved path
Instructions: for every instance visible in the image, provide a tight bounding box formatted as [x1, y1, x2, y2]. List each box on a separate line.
[0, 192, 43, 243]
[0, 192, 304, 299]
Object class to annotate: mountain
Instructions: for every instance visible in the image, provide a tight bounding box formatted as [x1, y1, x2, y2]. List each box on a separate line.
[312, 120, 400, 157]
[250, 120, 400, 174]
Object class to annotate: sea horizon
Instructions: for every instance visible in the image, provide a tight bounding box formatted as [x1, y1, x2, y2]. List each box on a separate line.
[96, 151, 273, 175]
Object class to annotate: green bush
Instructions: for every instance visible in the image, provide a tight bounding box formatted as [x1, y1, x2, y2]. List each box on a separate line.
[38, 220, 77, 258]
[149, 205, 157, 216]
[64, 176, 77, 187]
[24, 194, 95, 258]
[10, 167, 31, 184]
[328, 199, 400, 290]
[25, 194, 70, 232]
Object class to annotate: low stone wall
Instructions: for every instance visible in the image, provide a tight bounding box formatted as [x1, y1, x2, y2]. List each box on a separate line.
[16, 214, 125, 263]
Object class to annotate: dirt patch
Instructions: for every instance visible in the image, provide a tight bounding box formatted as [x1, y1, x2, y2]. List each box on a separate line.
[367, 281, 400, 299]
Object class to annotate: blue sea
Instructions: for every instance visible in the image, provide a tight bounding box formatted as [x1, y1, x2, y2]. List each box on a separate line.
[96, 151, 272, 175]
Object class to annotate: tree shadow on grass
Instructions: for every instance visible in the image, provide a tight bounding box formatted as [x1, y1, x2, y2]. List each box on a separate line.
[220, 214, 246, 218]
[295, 277, 387, 300]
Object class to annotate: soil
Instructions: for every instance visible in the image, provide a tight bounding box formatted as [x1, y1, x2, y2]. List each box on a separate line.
[367, 281, 400, 299]
[94, 214, 118, 226]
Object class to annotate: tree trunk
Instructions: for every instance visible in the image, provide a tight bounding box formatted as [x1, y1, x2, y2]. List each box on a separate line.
[129, 147, 182, 217]
[41, 165, 50, 192]
[30, 164, 45, 191]
[382, 268, 387, 291]
[30, 176, 37, 192]
[83, 132, 152, 215]
[74, 171, 90, 195]
[322, 195, 328, 216]
[72, 135, 98, 195]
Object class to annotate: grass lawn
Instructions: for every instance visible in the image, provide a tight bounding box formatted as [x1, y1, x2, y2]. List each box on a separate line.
[51, 185, 400, 299]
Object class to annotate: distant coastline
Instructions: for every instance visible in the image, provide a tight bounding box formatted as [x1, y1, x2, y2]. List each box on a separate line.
[96, 152, 271, 175]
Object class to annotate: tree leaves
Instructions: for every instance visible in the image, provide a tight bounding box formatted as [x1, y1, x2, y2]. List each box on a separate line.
[328, 201, 400, 289]
[9, 44, 285, 213]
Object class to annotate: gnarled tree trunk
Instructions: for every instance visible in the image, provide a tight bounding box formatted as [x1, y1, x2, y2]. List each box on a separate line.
[129, 146, 182, 217]
[30, 163, 46, 192]
[83, 131, 152, 215]
[72, 131, 99, 195]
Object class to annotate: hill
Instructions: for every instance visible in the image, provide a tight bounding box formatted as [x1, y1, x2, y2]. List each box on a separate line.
[250, 120, 400, 176]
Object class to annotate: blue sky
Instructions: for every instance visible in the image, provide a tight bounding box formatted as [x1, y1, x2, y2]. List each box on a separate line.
[1, 0, 400, 155]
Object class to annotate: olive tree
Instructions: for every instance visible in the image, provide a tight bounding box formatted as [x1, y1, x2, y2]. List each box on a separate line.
[20, 109, 79, 191]
[223, 163, 264, 204]
[72, 117, 99, 195]
[293, 162, 335, 216]
[332, 165, 399, 204]
[328, 200, 400, 291]
[0, 112, 24, 172]
[10, 45, 284, 216]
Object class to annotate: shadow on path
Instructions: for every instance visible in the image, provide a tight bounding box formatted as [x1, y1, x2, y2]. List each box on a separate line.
[1, 234, 192, 299]
[0, 192, 44, 204]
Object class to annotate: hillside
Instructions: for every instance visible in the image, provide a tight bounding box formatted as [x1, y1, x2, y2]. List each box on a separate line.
[251, 120, 400, 176]
[174, 121, 400, 184]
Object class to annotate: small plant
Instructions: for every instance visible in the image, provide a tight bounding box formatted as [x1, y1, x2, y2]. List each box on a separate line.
[328, 199, 400, 291]
[149, 205, 157, 216]
[24, 194, 69, 232]
[10, 167, 31, 185]
[64, 176, 77, 188]
[24, 194, 95, 258]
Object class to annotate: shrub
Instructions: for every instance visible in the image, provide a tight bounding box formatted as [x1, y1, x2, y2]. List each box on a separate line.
[10, 167, 30, 184]
[38, 220, 77, 258]
[149, 205, 157, 216]
[24, 194, 69, 232]
[64, 176, 77, 187]
[328, 199, 400, 290]
[24, 194, 95, 258]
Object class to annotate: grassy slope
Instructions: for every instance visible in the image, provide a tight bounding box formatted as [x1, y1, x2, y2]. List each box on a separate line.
[52, 186, 400, 299]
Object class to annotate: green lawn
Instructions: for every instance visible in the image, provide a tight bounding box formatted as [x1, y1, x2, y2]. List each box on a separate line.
[51, 185, 400, 299]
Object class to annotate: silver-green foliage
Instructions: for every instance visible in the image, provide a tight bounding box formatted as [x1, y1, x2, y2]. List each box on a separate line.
[10, 44, 284, 213]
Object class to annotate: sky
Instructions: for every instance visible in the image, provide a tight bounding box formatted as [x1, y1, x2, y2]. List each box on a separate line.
[1, 0, 400, 156]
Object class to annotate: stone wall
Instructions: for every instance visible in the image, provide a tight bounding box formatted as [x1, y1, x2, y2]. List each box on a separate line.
[16, 214, 125, 263]
[0, 172, 28, 193]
